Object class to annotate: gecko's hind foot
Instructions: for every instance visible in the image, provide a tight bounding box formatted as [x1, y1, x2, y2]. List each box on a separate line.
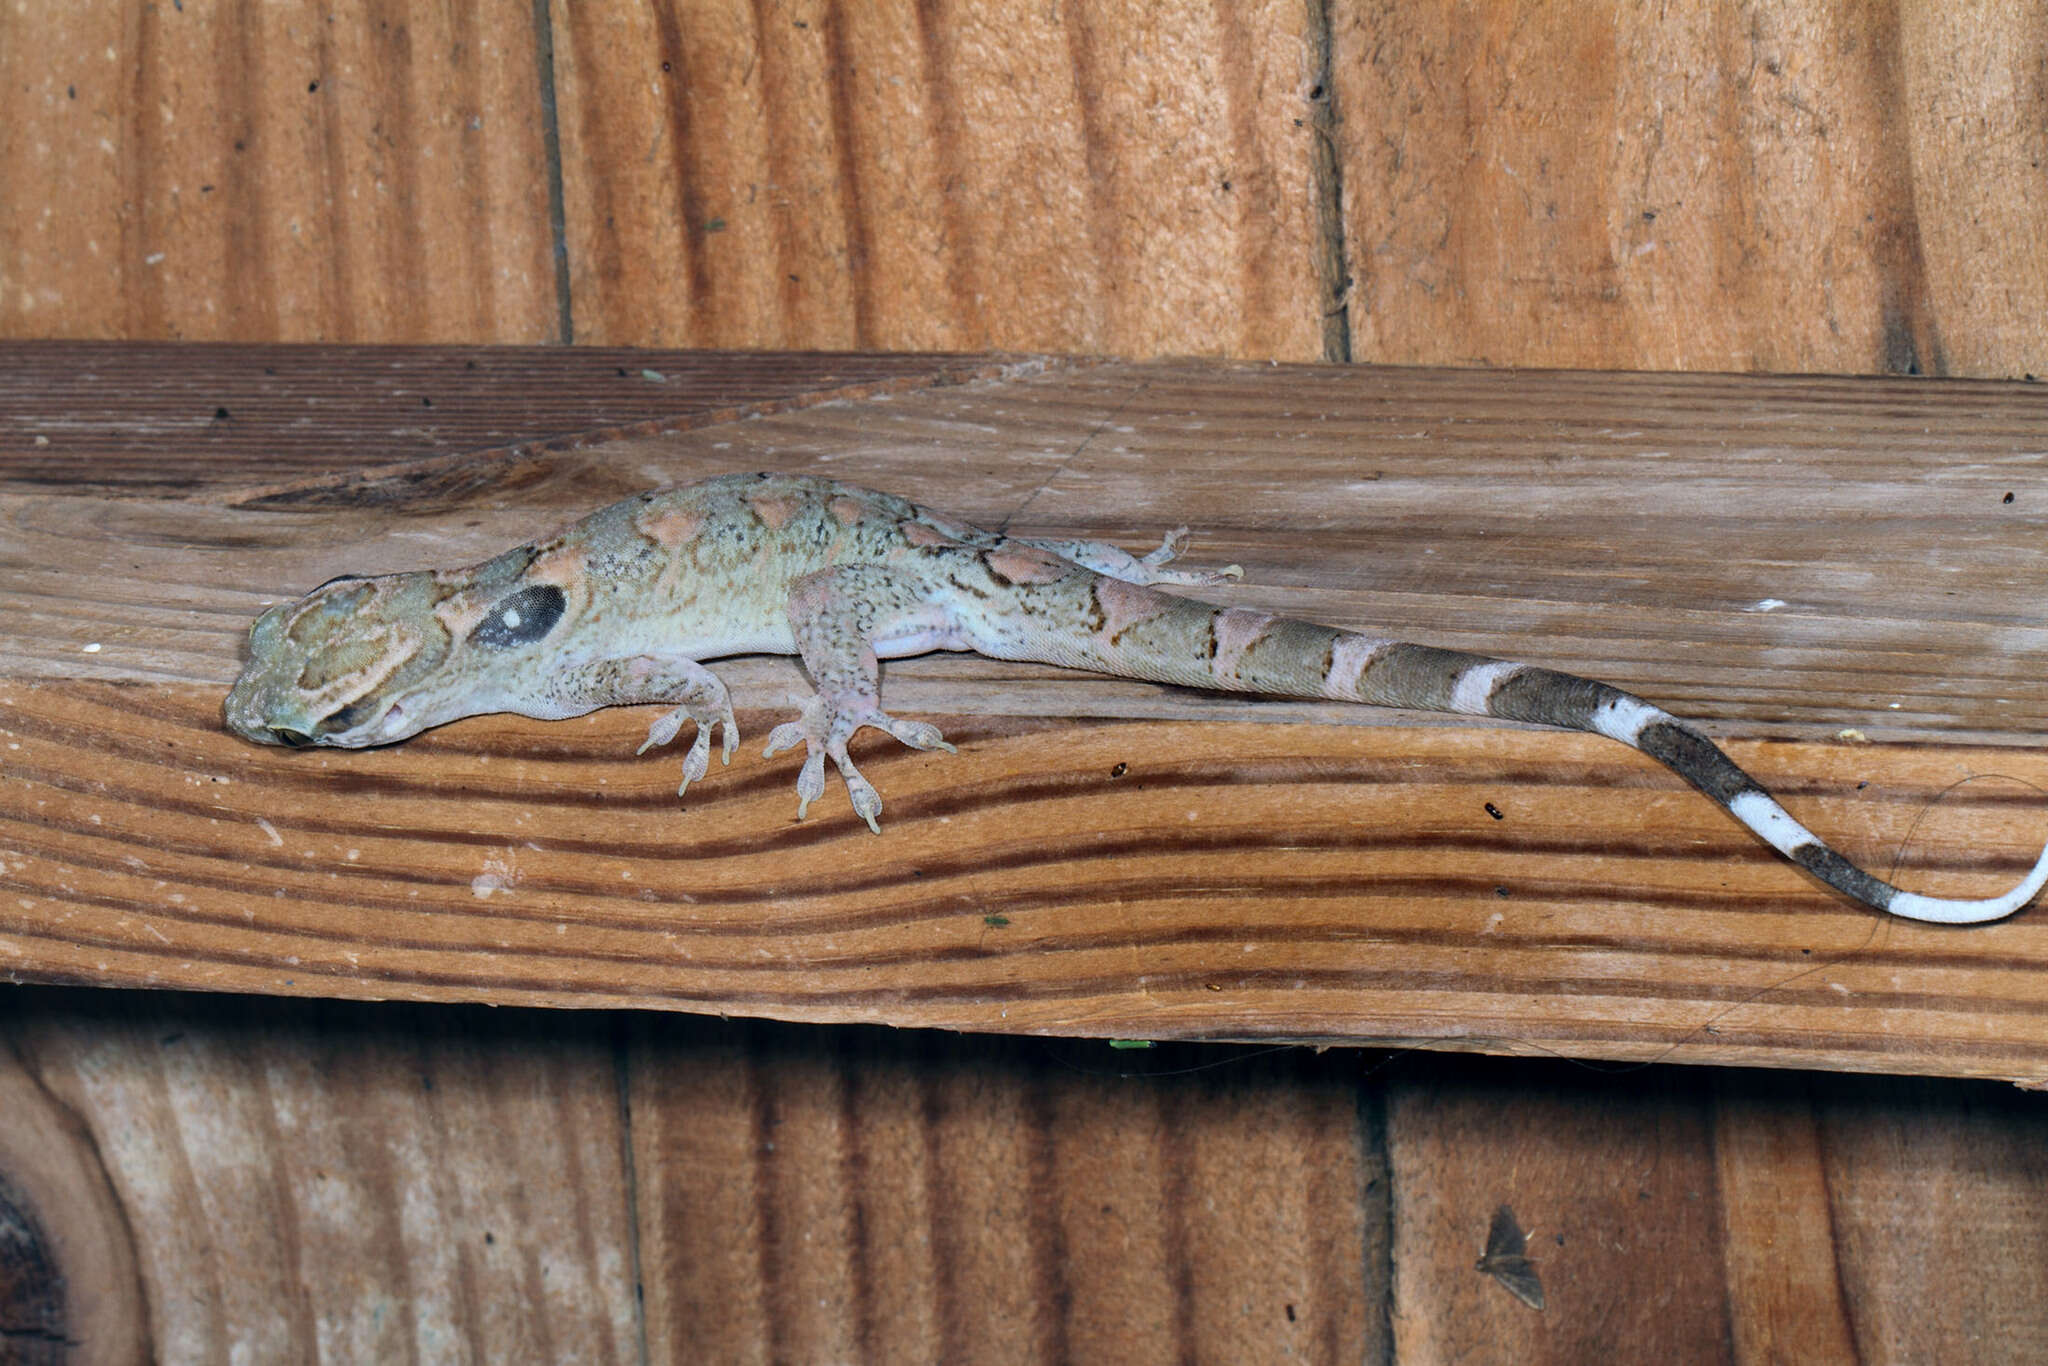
[763, 697, 955, 833]
[638, 699, 740, 798]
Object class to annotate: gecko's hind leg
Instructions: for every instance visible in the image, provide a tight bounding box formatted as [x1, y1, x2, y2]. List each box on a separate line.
[1013, 528, 1242, 587]
[766, 565, 961, 832]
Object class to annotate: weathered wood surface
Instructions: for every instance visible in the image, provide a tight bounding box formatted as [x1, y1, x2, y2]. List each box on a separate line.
[6, 3, 2046, 377]
[3, 991, 639, 1364]
[549, 0, 1324, 360]
[9, 988, 2048, 1364]
[6, 346, 2048, 1080]
[1332, 1, 2048, 377]
[0, 1, 559, 344]
[0, 341, 1012, 491]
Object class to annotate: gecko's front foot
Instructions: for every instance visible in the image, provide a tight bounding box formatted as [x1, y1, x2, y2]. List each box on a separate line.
[762, 696, 955, 833]
[638, 697, 740, 798]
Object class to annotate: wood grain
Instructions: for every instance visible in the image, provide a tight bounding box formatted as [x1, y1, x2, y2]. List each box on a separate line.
[1713, 1076, 1864, 1361]
[1386, 1066, 1734, 1357]
[0, 1030, 148, 1364]
[1807, 1073, 2048, 1362]
[1381, 1057, 2048, 1364]
[0, 341, 1014, 491]
[5, 991, 639, 1365]
[0, 1, 557, 343]
[7, 4, 2047, 375]
[11, 681, 2048, 1080]
[12, 990, 2048, 1363]
[1331, 0, 2048, 377]
[625, 1018, 1383, 1365]
[547, 0, 1325, 358]
[7, 353, 2048, 1079]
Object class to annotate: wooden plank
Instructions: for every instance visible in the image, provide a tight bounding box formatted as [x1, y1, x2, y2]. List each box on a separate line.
[1711, 1077, 1863, 1362]
[1895, 2, 2048, 379]
[547, 0, 1324, 358]
[16, 983, 2048, 1366]
[11, 685, 2048, 1079]
[15, 987, 2047, 1362]
[0, 1016, 148, 1364]
[1380, 1058, 2048, 1362]
[1385, 1064, 1735, 1359]
[7, 4, 2047, 377]
[624, 1018, 1382, 1365]
[1328, 1, 2048, 379]
[2, 990, 640, 1364]
[7, 353, 2048, 1078]
[0, 341, 1014, 490]
[1806, 1073, 2048, 1361]
[0, 2, 556, 342]
[9, 3, 2046, 376]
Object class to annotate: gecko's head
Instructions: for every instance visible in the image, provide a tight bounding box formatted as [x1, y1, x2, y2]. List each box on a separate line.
[225, 552, 576, 750]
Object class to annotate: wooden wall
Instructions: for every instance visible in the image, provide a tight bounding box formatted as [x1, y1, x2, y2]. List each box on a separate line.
[3, 2, 2044, 375]
[7, 5, 2048, 1359]
[15, 989, 2048, 1364]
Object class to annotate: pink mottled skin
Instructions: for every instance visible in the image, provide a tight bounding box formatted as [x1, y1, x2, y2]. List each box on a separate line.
[224, 472, 2048, 923]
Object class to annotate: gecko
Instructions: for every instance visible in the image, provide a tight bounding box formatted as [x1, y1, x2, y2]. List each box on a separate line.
[224, 470, 2048, 925]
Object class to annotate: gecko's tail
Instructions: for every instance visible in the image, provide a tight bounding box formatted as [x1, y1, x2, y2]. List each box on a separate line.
[1454, 658, 2048, 925]
[1024, 582, 2045, 922]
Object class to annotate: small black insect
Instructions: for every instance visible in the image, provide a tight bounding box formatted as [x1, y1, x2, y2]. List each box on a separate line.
[1476, 1204, 1545, 1310]
[1484, 802, 1504, 820]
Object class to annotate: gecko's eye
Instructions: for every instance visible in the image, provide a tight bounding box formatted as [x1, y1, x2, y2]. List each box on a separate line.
[268, 726, 315, 748]
[469, 584, 566, 650]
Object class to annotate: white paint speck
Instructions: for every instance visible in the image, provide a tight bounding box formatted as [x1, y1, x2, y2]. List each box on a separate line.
[1746, 599, 1787, 613]
[81, 642, 102, 653]
[472, 852, 517, 899]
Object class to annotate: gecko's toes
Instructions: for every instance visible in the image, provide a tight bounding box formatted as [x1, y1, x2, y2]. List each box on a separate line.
[879, 716, 954, 753]
[763, 719, 807, 759]
[845, 771, 884, 833]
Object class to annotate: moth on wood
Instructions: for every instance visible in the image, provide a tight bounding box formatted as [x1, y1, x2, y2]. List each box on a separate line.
[1476, 1203, 1545, 1311]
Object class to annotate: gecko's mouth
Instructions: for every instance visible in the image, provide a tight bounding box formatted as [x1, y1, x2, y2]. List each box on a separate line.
[258, 698, 400, 749]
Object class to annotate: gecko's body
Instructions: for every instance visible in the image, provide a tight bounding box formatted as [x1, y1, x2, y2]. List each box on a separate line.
[226, 471, 2048, 924]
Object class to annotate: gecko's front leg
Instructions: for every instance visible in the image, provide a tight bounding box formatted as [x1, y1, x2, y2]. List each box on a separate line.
[532, 654, 739, 797]
[764, 564, 962, 832]
[628, 658, 741, 797]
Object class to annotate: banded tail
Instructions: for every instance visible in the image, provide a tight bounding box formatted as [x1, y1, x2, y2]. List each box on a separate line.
[1462, 656, 2048, 925]
[1052, 588, 2048, 924]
